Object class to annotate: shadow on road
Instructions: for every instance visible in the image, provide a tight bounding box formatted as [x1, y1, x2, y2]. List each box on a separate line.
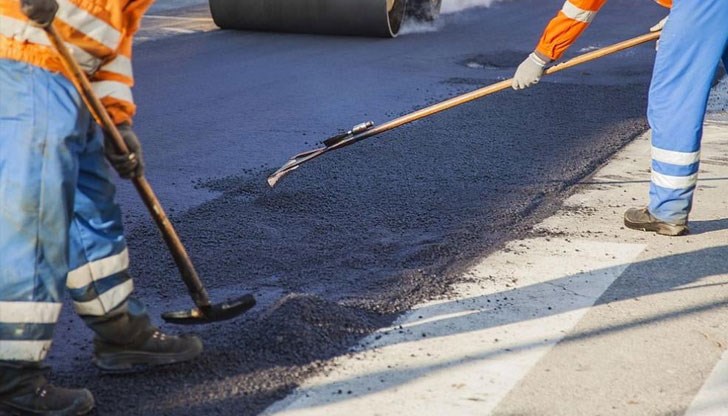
[246, 245, 728, 414]
[51, 80, 653, 415]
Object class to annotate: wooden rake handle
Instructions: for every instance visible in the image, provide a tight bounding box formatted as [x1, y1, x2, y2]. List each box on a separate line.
[363, 31, 662, 137]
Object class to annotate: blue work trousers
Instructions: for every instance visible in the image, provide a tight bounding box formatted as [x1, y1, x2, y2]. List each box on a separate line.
[0, 59, 147, 365]
[647, 0, 728, 223]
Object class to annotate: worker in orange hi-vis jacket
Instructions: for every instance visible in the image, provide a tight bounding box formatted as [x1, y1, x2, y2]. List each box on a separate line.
[513, 0, 728, 237]
[0, 1, 204, 414]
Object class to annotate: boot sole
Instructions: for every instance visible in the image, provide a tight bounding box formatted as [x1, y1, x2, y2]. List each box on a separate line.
[0, 394, 94, 416]
[93, 344, 203, 373]
[624, 218, 689, 236]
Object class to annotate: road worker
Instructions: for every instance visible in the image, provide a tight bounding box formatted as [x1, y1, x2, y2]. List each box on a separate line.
[0, 0, 203, 414]
[512, 0, 728, 236]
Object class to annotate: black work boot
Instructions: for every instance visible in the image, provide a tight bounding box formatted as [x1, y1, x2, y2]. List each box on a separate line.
[0, 384, 95, 416]
[93, 328, 203, 372]
[624, 207, 689, 236]
[0, 363, 94, 416]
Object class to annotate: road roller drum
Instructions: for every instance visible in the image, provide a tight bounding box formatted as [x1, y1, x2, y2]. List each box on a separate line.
[209, 0, 409, 37]
[210, 0, 442, 38]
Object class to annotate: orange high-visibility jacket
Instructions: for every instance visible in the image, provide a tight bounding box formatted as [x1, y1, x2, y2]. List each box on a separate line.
[0, 0, 154, 125]
[536, 0, 672, 61]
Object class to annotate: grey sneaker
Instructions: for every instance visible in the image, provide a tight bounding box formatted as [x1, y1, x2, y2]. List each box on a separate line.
[624, 207, 688, 236]
[93, 329, 203, 372]
[0, 383, 94, 416]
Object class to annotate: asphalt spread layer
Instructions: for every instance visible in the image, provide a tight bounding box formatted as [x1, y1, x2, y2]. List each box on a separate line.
[41, 0, 666, 414]
[50, 83, 648, 416]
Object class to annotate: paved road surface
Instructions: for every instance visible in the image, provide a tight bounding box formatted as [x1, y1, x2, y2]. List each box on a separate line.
[41, 1, 688, 415]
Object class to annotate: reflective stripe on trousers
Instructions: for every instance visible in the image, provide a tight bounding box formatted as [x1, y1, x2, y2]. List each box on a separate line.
[647, 0, 728, 224]
[0, 59, 135, 362]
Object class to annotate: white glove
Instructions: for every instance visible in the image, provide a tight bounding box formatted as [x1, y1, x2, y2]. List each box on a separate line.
[650, 16, 668, 51]
[512, 52, 548, 90]
[650, 16, 668, 32]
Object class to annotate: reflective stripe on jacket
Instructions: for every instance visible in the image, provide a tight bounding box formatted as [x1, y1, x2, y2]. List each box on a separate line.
[536, 0, 672, 61]
[0, 0, 153, 124]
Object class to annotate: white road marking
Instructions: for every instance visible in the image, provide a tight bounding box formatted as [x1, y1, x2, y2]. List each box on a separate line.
[161, 27, 198, 34]
[138, 13, 216, 43]
[262, 76, 728, 416]
[685, 349, 728, 416]
[686, 84, 728, 416]
[143, 15, 213, 22]
[263, 239, 645, 416]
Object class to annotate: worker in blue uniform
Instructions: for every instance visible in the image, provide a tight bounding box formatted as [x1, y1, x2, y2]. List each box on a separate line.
[512, 0, 728, 236]
[624, 1, 728, 235]
[0, 0, 204, 414]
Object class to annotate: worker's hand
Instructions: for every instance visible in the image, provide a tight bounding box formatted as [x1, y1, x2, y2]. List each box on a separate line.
[20, 0, 58, 27]
[650, 16, 668, 32]
[650, 16, 668, 51]
[512, 52, 549, 90]
[104, 123, 144, 179]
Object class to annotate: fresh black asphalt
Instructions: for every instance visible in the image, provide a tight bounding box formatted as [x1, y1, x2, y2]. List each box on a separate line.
[46, 1, 666, 414]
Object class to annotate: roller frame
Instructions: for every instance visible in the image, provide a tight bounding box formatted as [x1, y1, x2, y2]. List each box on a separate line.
[406, 0, 442, 22]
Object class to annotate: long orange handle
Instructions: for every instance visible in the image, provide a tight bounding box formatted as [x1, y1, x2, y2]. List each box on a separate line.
[267, 31, 661, 187]
[45, 23, 212, 309]
[363, 31, 662, 138]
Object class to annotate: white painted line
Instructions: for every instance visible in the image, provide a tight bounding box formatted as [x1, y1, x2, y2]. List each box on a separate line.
[143, 15, 213, 22]
[685, 349, 728, 416]
[264, 239, 645, 416]
[162, 27, 198, 34]
[675, 81, 728, 415]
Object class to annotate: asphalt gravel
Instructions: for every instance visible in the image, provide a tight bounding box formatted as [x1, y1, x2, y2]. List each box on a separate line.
[43, 0, 665, 414]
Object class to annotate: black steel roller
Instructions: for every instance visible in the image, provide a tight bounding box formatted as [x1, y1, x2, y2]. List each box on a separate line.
[209, 0, 407, 38]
